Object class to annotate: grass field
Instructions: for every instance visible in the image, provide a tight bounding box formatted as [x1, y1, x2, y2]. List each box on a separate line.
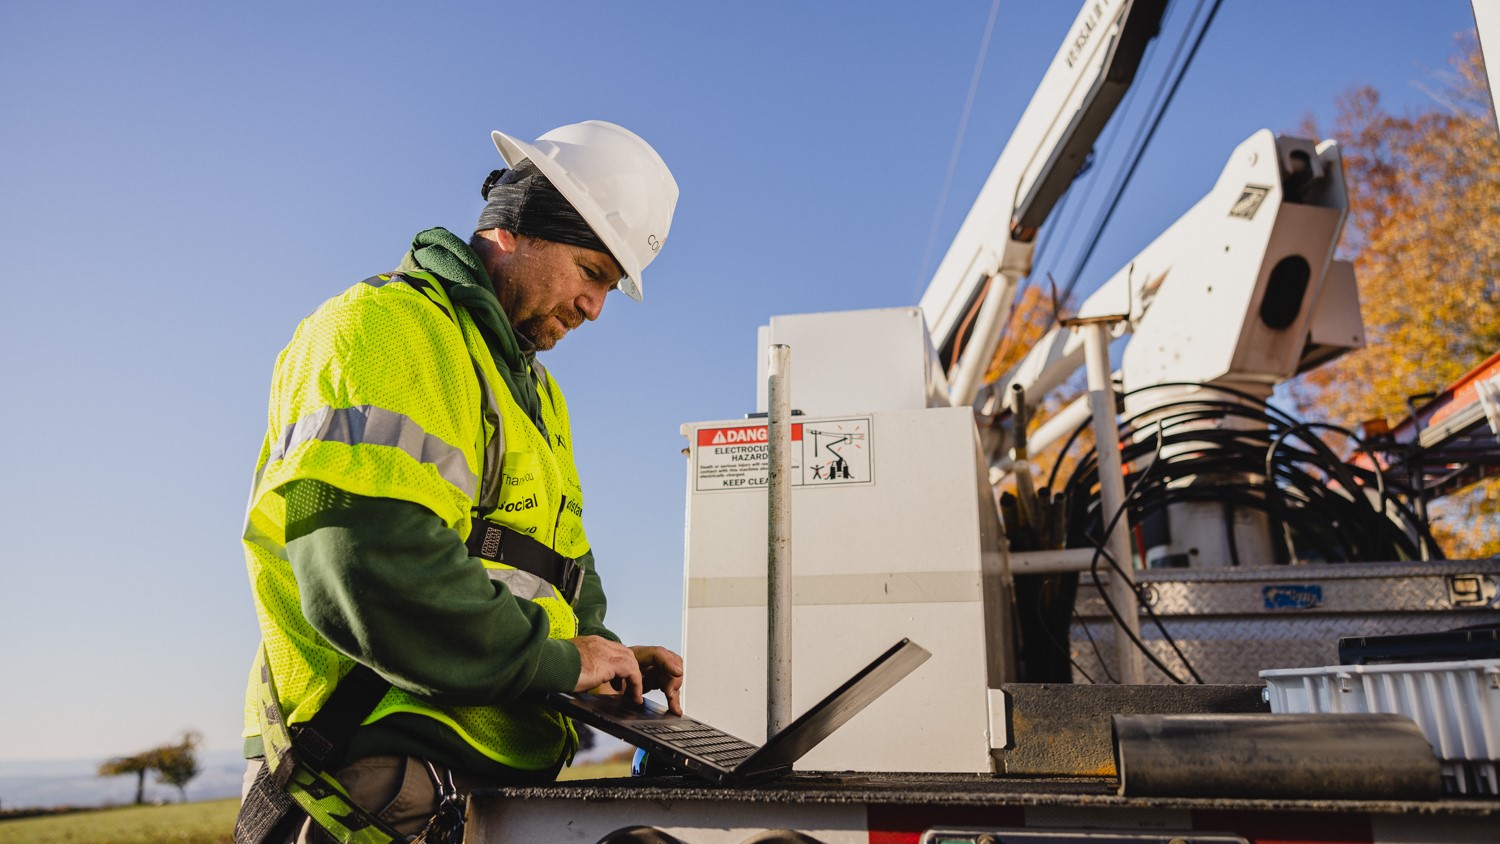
[558, 758, 633, 780]
[0, 759, 633, 843]
[0, 798, 239, 844]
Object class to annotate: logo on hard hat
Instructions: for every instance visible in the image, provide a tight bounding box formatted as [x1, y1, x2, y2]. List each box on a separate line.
[647, 234, 661, 253]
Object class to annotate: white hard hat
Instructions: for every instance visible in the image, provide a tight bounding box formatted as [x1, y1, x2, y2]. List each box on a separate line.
[491, 120, 678, 302]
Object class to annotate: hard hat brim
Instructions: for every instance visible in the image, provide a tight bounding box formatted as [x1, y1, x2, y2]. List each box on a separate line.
[491, 130, 644, 302]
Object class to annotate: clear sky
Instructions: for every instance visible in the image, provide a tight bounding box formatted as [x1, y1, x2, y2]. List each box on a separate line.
[0, 1, 1484, 762]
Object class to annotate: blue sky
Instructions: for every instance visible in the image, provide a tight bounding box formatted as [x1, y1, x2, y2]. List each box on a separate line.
[0, 1, 1484, 763]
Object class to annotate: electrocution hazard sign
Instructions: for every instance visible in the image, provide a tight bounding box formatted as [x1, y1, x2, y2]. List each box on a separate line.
[692, 417, 873, 492]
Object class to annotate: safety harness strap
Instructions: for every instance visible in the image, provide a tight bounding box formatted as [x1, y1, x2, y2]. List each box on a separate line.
[234, 763, 300, 844]
[290, 660, 391, 772]
[464, 516, 585, 604]
[234, 647, 403, 844]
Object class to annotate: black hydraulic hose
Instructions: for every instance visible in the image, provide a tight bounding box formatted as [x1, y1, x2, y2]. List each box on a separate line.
[1085, 458, 1193, 682]
[1285, 421, 1443, 559]
[1059, 399, 1429, 564]
[1080, 425, 1206, 683]
[1041, 379, 1443, 683]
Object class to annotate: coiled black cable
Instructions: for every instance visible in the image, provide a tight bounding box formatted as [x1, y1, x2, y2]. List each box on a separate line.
[1046, 382, 1442, 682]
[1058, 385, 1439, 564]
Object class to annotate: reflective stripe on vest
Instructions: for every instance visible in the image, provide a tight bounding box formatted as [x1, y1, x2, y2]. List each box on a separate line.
[484, 565, 555, 601]
[270, 405, 479, 495]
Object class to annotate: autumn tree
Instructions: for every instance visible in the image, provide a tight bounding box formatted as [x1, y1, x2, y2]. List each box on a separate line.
[982, 281, 1063, 383]
[98, 731, 203, 804]
[150, 731, 202, 803]
[1292, 35, 1500, 556]
[98, 751, 153, 806]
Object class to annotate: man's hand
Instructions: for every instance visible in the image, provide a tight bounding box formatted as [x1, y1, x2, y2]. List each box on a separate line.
[570, 635, 644, 703]
[631, 645, 684, 715]
[568, 637, 684, 714]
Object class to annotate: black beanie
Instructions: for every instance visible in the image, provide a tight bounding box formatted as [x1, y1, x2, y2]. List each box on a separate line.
[475, 160, 610, 256]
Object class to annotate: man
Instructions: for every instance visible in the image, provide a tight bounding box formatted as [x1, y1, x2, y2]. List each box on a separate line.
[237, 120, 682, 843]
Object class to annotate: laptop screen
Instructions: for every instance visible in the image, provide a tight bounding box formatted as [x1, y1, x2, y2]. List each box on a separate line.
[744, 638, 931, 770]
[548, 638, 931, 783]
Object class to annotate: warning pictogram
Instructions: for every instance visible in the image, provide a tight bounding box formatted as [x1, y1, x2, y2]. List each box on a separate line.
[692, 418, 872, 492]
[804, 422, 868, 482]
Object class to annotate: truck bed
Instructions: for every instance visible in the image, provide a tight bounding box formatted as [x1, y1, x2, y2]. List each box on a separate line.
[469, 772, 1500, 843]
[480, 770, 1497, 813]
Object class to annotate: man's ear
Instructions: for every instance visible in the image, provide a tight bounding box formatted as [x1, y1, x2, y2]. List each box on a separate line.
[479, 228, 521, 255]
[493, 228, 520, 254]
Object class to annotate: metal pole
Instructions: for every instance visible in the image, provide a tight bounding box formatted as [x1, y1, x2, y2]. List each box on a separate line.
[1076, 317, 1144, 684]
[1405, 394, 1434, 562]
[766, 344, 794, 735]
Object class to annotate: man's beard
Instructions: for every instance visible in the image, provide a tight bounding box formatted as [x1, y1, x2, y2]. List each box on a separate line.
[516, 307, 582, 351]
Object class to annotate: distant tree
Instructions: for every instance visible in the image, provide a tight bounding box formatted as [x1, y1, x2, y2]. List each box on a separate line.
[98, 731, 203, 804]
[1292, 34, 1500, 556]
[151, 731, 203, 803]
[98, 751, 154, 805]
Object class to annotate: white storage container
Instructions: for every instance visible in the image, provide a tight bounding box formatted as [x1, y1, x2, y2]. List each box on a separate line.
[754, 308, 951, 417]
[681, 407, 1011, 773]
[1261, 659, 1500, 795]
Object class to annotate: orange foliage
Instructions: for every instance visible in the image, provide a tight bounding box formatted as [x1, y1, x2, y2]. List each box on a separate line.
[1293, 35, 1500, 556]
[983, 282, 1061, 382]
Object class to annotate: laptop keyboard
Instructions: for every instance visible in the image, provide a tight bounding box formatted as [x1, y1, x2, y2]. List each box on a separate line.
[636, 721, 758, 767]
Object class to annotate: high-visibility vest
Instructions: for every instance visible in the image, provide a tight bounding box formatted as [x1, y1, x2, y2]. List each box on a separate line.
[242, 270, 586, 770]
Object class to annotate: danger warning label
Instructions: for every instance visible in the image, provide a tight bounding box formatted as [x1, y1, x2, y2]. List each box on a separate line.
[697, 424, 802, 447]
[692, 417, 872, 492]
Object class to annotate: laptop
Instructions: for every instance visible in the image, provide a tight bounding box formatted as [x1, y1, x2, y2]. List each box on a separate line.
[547, 638, 931, 785]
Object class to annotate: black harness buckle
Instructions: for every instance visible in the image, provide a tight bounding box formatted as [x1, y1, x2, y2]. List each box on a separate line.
[560, 558, 584, 605]
[465, 516, 584, 605]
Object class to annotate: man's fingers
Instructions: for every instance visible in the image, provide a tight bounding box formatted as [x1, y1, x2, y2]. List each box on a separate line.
[662, 673, 684, 715]
[627, 645, 685, 713]
[572, 640, 683, 712]
[571, 635, 647, 695]
[621, 659, 645, 705]
[631, 645, 684, 687]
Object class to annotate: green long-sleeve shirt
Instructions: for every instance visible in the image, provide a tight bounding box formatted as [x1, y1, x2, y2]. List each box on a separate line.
[280, 480, 616, 776]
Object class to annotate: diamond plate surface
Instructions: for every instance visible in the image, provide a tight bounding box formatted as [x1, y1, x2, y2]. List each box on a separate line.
[1067, 561, 1500, 684]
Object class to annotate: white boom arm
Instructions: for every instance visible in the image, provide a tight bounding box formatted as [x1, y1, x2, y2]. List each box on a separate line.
[921, 0, 1164, 406]
[996, 129, 1358, 458]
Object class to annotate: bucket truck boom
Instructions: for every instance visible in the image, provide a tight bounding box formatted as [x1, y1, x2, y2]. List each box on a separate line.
[920, 0, 1165, 407]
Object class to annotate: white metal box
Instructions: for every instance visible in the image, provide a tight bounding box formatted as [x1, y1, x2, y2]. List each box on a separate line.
[755, 308, 950, 417]
[1262, 659, 1500, 795]
[680, 406, 1011, 773]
